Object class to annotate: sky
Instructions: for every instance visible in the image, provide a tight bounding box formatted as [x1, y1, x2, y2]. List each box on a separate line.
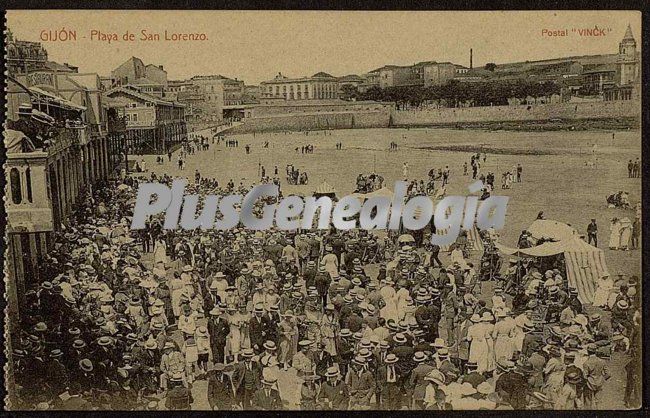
[7, 10, 642, 85]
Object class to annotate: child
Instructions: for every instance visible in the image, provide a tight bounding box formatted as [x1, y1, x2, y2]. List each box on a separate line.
[195, 326, 211, 378]
[182, 337, 199, 384]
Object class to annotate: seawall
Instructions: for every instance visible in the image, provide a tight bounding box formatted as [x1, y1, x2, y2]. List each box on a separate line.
[227, 110, 391, 134]
[227, 100, 640, 134]
[390, 100, 640, 127]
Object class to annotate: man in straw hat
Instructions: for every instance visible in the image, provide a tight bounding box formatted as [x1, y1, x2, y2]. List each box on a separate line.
[318, 366, 349, 410]
[377, 353, 401, 409]
[233, 348, 261, 409]
[346, 355, 375, 409]
[252, 369, 282, 410]
[423, 369, 448, 410]
[165, 371, 193, 410]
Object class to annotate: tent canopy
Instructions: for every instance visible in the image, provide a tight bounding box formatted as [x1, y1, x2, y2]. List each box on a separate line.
[352, 187, 393, 200]
[313, 181, 336, 196]
[496, 236, 608, 305]
[29, 86, 86, 111]
[527, 219, 577, 242]
[439, 224, 485, 253]
[4, 129, 35, 153]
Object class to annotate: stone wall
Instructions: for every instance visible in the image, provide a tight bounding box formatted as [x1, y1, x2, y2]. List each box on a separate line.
[227, 110, 390, 134]
[251, 100, 390, 117]
[391, 100, 640, 126]
[227, 100, 639, 133]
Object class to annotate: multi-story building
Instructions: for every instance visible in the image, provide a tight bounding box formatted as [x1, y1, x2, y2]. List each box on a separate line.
[415, 62, 459, 87]
[605, 24, 640, 101]
[145, 64, 168, 87]
[5, 28, 49, 74]
[260, 72, 339, 100]
[223, 78, 245, 106]
[378, 65, 421, 89]
[357, 71, 380, 93]
[337, 74, 365, 96]
[189, 75, 227, 122]
[165, 80, 195, 101]
[110, 57, 168, 96]
[243, 85, 261, 103]
[581, 64, 616, 94]
[176, 86, 205, 124]
[5, 73, 122, 325]
[104, 85, 187, 154]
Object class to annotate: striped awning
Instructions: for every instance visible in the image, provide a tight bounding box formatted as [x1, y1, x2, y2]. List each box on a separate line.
[439, 224, 485, 253]
[496, 236, 608, 304]
[314, 181, 336, 195]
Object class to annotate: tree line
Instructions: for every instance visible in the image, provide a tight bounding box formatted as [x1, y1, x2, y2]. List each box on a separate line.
[341, 79, 562, 109]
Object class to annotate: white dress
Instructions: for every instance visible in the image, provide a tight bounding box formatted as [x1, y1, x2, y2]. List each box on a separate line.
[618, 219, 632, 249]
[322, 253, 339, 278]
[608, 221, 621, 249]
[593, 276, 614, 307]
[468, 323, 489, 373]
[493, 318, 515, 362]
[153, 240, 168, 265]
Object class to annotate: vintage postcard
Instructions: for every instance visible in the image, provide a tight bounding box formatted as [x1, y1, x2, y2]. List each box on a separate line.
[3, 10, 642, 411]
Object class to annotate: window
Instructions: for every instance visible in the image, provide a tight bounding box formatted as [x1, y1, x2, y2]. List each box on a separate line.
[10, 168, 22, 204]
[133, 114, 138, 122]
[25, 167, 33, 203]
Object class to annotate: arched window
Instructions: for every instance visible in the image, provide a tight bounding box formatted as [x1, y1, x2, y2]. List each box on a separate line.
[25, 167, 33, 203]
[10, 168, 22, 204]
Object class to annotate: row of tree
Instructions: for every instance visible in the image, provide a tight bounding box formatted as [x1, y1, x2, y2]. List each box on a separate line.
[342, 79, 562, 109]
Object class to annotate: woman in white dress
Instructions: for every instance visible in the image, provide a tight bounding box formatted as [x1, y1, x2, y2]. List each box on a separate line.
[467, 314, 489, 373]
[225, 306, 244, 362]
[618, 218, 632, 250]
[483, 313, 496, 373]
[492, 311, 515, 362]
[593, 273, 614, 307]
[321, 247, 339, 279]
[608, 218, 621, 249]
[153, 238, 168, 265]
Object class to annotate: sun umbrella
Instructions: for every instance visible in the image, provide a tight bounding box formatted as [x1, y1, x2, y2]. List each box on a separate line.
[398, 234, 415, 243]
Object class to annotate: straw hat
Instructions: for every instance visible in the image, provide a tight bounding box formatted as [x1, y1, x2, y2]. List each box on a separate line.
[424, 370, 445, 385]
[477, 381, 493, 395]
[79, 358, 93, 372]
[352, 355, 366, 366]
[413, 351, 427, 362]
[325, 366, 340, 378]
[384, 353, 399, 364]
[432, 338, 447, 349]
[97, 336, 112, 346]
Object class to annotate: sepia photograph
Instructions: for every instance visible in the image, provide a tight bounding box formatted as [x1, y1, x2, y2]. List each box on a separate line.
[3, 9, 643, 411]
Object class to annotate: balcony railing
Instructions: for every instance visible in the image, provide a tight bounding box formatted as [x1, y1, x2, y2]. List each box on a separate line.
[107, 117, 127, 132]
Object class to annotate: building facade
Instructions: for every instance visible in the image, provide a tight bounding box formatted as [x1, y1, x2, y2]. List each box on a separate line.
[104, 86, 187, 154]
[5, 28, 49, 75]
[605, 24, 640, 101]
[419, 62, 458, 87]
[110, 57, 168, 97]
[261, 72, 339, 100]
[5, 76, 119, 326]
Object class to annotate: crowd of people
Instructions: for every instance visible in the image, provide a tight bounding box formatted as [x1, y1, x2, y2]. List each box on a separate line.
[355, 173, 385, 193]
[10, 157, 641, 411]
[626, 159, 641, 178]
[286, 164, 309, 185]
